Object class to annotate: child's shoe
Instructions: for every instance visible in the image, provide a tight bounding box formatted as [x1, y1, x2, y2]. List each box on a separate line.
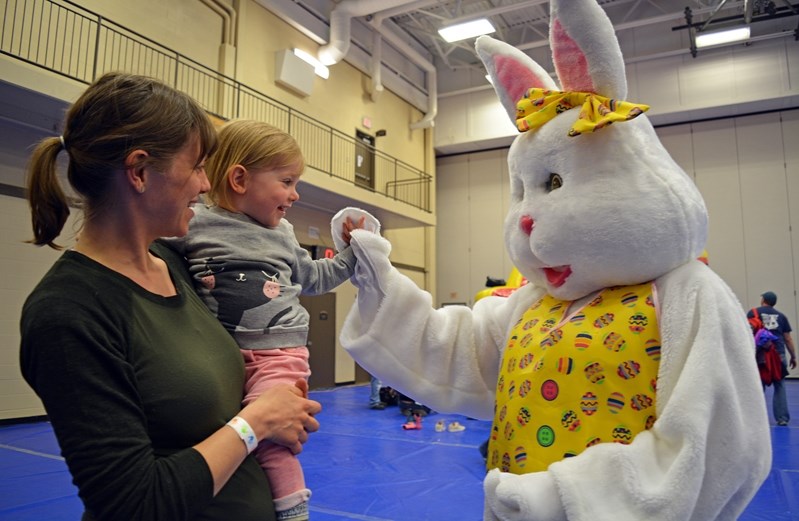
[274, 489, 311, 521]
[402, 413, 422, 430]
[448, 421, 466, 432]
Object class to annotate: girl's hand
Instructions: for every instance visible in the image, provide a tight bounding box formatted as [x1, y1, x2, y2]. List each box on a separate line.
[341, 215, 367, 246]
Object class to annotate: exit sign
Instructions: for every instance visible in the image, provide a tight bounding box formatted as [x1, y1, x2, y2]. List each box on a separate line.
[312, 246, 335, 260]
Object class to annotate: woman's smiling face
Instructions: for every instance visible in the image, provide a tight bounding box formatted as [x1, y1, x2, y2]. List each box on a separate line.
[148, 134, 210, 238]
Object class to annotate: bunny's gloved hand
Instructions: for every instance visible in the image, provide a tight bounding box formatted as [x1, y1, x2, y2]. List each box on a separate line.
[330, 207, 381, 252]
[348, 229, 393, 326]
[484, 469, 566, 521]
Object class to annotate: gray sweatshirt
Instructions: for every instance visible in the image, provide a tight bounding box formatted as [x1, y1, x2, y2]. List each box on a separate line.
[165, 205, 356, 349]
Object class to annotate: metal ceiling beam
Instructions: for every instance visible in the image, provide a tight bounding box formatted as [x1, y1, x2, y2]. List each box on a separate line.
[513, 3, 746, 52]
[700, 0, 733, 30]
[442, 0, 549, 26]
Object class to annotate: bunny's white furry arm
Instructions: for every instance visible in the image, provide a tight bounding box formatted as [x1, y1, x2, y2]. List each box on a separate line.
[486, 261, 771, 521]
[341, 230, 546, 420]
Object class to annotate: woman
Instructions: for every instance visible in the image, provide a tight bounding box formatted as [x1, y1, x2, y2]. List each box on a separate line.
[19, 72, 321, 521]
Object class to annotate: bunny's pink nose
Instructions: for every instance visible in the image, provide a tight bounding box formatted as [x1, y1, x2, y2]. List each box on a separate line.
[520, 215, 535, 236]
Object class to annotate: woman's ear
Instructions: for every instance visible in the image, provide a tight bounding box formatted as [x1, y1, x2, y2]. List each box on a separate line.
[124, 149, 150, 194]
[227, 165, 249, 195]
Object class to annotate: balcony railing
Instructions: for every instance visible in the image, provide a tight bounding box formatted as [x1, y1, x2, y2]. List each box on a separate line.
[0, 0, 432, 213]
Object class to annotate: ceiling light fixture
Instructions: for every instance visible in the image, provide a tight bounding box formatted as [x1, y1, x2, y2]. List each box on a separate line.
[695, 25, 751, 48]
[293, 48, 329, 79]
[438, 18, 496, 43]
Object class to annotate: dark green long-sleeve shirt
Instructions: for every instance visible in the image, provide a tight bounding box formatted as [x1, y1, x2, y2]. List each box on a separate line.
[20, 242, 274, 521]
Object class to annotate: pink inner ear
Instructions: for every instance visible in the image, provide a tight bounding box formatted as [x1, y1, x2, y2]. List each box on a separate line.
[495, 55, 547, 105]
[552, 19, 594, 93]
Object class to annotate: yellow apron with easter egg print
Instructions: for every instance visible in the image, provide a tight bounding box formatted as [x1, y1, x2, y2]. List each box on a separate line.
[487, 282, 661, 474]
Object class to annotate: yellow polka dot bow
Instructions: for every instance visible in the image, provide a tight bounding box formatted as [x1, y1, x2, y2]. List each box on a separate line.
[516, 88, 650, 136]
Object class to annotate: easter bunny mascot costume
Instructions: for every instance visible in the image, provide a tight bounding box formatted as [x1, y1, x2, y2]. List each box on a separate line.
[335, 0, 771, 519]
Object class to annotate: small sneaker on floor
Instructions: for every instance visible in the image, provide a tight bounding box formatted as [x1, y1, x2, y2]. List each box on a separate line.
[447, 421, 466, 432]
[435, 420, 445, 432]
[777, 420, 789, 426]
[370, 402, 387, 410]
[402, 413, 423, 430]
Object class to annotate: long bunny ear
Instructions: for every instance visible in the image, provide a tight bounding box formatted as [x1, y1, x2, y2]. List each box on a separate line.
[550, 0, 627, 99]
[476, 35, 558, 125]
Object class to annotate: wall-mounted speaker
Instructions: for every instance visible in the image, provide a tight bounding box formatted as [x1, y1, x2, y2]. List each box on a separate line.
[274, 49, 315, 97]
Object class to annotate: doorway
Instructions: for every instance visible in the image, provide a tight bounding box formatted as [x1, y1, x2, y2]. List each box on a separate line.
[299, 293, 336, 390]
[354, 130, 375, 190]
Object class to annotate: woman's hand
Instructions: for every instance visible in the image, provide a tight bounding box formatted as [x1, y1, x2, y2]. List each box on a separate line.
[243, 380, 322, 454]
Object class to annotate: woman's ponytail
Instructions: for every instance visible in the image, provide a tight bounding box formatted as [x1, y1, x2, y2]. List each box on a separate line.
[26, 137, 70, 249]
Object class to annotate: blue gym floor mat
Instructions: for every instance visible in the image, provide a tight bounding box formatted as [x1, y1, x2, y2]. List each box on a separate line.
[1, 382, 797, 520]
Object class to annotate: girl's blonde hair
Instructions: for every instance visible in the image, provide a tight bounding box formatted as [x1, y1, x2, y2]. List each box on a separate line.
[26, 72, 217, 249]
[206, 120, 304, 208]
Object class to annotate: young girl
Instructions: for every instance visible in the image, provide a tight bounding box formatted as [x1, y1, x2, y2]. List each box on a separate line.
[165, 120, 372, 521]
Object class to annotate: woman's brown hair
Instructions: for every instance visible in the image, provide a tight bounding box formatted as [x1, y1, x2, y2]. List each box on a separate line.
[26, 72, 217, 248]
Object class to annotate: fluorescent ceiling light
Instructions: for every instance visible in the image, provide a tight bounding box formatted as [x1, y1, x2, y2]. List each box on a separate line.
[485, 74, 493, 85]
[293, 48, 329, 79]
[438, 18, 496, 43]
[695, 26, 750, 48]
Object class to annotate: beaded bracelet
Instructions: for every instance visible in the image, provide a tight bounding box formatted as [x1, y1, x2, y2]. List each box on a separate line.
[226, 416, 258, 454]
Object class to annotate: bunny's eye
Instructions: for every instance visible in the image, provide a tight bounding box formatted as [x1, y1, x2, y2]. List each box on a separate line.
[546, 173, 563, 192]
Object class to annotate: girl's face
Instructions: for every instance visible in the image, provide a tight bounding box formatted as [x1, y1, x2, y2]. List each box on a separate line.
[149, 136, 210, 237]
[239, 162, 302, 228]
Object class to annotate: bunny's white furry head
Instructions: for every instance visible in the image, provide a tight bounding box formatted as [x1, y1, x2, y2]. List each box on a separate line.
[476, 0, 708, 301]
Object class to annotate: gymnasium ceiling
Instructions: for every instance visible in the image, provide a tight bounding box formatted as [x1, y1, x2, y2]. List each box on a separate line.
[385, 0, 796, 72]
[271, 0, 799, 95]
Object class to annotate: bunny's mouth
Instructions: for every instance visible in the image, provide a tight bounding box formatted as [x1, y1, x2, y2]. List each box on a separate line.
[543, 266, 572, 288]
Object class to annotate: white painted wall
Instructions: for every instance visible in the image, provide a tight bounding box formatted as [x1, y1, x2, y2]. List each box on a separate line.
[436, 37, 799, 155]
[0, 194, 79, 419]
[436, 150, 512, 305]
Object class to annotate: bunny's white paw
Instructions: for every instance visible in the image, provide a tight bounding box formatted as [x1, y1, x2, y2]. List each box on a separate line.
[484, 468, 566, 521]
[331, 207, 381, 252]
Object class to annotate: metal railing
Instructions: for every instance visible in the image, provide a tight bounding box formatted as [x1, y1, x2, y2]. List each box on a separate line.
[0, 0, 432, 213]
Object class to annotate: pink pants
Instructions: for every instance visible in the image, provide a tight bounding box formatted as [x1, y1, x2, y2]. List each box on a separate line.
[241, 346, 310, 501]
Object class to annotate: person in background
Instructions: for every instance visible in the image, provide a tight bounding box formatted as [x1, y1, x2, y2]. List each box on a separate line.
[19, 72, 321, 521]
[748, 291, 798, 426]
[164, 119, 373, 521]
[369, 375, 386, 410]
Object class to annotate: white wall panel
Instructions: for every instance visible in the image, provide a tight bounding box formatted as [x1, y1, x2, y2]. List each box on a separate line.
[691, 119, 748, 301]
[732, 43, 790, 100]
[678, 52, 736, 109]
[437, 89, 516, 154]
[788, 39, 799, 91]
[436, 149, 512, 306]
[436, 39, 798, 154]
[631, 57, 682, 118]
[656, 124, 695, 181]
[737, 113, 794, 317]
[467, 151, 509, 298]
[436, 156, 472, 304]
[0, 194, 78, 420]
[782, 111, 799, 361]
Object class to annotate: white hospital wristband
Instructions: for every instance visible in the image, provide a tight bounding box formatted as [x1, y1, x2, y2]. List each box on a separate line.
[226, 416, 258, 454]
